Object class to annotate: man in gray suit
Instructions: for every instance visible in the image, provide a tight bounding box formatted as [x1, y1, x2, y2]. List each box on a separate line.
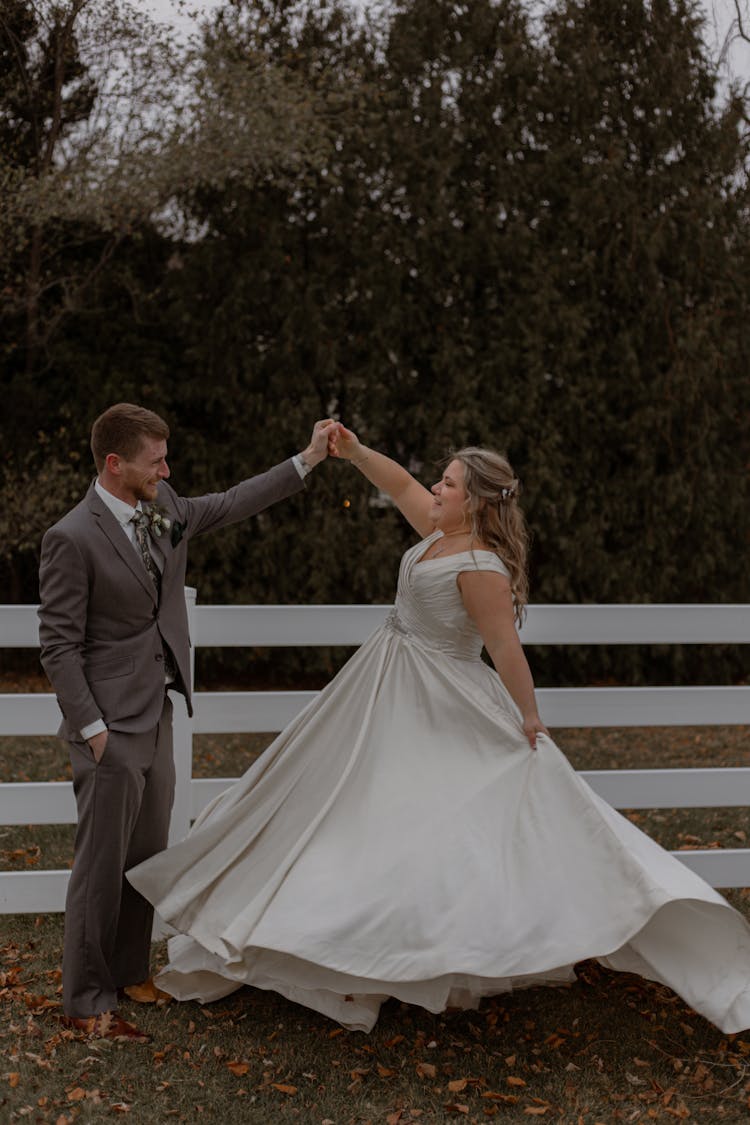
[38, 403, 335, 1041]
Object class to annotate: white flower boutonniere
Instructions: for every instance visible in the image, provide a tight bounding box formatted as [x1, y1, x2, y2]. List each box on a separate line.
[140, 505, 172, 538]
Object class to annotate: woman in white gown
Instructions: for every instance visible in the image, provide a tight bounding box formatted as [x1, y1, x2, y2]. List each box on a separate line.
[128, 428, 750, 1034]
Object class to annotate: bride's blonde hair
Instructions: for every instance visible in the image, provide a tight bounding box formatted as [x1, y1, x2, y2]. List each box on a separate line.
[451, 447, 530, 624]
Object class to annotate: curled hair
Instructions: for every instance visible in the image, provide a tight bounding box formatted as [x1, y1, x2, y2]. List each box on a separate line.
[451, 446, 529, 625]
[91, 403, 170, 473]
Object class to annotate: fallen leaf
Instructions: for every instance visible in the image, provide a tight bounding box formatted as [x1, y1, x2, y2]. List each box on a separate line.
[448, 1078, 468, 1093]
[226, 1061, 249, 1076]
[507, 1076, 527, 1087]
[524, 1109, 550, 1117]
[416, 1062, 437, 1079]
[67, 1087, 86, 1101]
[544, 1034, 566, 1049]
[122, 980, 171, 1004]
[377, 1065, 396, 1077]
[270, 1083, 297, 1095]
[24, 993, 59, 1013]
[8, 1072, 20, 1088]
[444, 1104, 469, 1115]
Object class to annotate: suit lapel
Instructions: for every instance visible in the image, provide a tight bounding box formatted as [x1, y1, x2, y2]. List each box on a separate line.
[149, 530, 169, 579]
[149, 483, 178, 586]
[86, 483, 157, 603]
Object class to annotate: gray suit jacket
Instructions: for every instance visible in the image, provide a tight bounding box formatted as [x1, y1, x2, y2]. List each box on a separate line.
[38, 459, 304, 740]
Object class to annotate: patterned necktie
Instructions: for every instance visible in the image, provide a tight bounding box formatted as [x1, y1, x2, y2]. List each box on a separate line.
[131, 512, 177, 681]
[131, 513, 161, 595]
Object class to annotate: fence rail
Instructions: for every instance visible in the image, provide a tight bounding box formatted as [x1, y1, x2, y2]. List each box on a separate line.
[1, 597, 749, 912]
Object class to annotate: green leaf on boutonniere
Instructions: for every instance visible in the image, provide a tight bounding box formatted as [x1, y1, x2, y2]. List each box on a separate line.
[170, 520, 186, 548]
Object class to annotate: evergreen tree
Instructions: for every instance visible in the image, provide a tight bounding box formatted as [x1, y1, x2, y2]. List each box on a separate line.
[0, 0, 331, 604]
[160, 0, 750, 686]
[519, 0, 750, 610]
[3, 0, 748, 689]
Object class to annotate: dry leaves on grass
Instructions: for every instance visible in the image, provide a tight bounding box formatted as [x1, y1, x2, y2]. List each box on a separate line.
[0, 845, 41, 866]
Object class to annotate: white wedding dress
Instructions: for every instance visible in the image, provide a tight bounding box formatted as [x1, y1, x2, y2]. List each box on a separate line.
[128, 532, 750, 1033]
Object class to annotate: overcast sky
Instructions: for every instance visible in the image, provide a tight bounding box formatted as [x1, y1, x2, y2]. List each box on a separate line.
[139, 0, 750, 87]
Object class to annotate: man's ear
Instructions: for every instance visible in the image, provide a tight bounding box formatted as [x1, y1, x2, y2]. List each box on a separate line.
[104, 452, 122, 476]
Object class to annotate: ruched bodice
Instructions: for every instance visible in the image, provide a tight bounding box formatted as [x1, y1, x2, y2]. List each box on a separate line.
[386, 531, 510, 661]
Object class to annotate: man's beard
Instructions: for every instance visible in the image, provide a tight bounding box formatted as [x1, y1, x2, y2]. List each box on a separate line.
[135, 481, 159, 502]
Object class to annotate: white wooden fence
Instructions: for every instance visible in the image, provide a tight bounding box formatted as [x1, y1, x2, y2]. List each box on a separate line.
[1, 594, 749, 914]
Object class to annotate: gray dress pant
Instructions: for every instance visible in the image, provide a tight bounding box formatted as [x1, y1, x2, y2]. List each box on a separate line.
[62, 695, 175, 1017]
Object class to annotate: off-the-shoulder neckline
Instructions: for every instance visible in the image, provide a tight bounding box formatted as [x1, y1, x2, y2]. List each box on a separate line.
[414, 535, 505, 567]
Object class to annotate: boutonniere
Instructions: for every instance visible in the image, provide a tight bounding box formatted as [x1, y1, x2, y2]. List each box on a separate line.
[140, 504, 172, 538]
[170, 520, 186, 548]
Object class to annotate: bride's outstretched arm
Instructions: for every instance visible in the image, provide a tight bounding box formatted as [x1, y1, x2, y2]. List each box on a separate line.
[459, 570, 549, 750]
[330, 423, 435, 536]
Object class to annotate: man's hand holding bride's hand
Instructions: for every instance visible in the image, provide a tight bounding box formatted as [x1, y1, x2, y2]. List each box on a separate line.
[328, 422, 365, 463]
[302, 420, 338, 468]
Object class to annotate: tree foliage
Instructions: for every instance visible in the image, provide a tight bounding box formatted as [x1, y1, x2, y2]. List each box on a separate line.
[2, 0, 749, 687]
[0, 0, 332, 614]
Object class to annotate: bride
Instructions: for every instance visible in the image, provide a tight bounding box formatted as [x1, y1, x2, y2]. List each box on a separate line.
[128, 426, 750, 1033]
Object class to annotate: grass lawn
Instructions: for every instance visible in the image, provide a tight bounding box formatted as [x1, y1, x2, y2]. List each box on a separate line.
[1, 725, 750, 1123]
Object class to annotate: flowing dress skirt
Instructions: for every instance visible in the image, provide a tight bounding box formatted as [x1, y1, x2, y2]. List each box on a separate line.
[128, 620, 750, 1033]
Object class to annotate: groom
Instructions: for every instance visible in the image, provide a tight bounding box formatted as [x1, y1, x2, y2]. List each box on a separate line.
[38, 403, 335, 1041]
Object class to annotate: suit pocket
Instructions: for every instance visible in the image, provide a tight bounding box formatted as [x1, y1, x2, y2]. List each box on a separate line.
[85, 655, 135, 682]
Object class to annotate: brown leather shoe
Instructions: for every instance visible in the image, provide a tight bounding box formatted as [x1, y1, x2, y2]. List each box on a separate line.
[62, 1011, 151, 1042]
[118, 977, 172, 1004]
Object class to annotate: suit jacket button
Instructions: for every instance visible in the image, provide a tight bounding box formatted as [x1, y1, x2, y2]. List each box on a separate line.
[155, 653, 163, 662]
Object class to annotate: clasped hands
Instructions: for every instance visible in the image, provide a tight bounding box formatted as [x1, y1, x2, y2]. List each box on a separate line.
[303, 420, 360, 466]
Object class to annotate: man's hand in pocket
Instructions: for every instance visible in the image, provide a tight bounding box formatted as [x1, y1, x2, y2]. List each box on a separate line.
[87, 730, 108, 763]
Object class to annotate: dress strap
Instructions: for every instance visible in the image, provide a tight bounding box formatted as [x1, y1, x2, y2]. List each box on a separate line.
[455, 551, 510, 579]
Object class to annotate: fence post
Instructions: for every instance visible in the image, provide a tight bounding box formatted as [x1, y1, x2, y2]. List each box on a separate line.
[168, 587, 196, 846]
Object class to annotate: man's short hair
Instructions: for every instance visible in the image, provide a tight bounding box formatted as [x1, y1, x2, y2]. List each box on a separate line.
[90, 403, 170, 473]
